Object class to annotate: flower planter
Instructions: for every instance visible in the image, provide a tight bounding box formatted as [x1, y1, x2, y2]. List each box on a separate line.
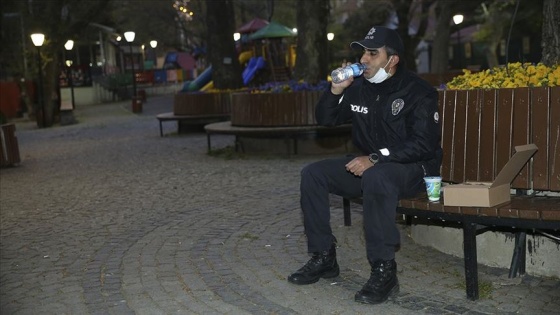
[173, 92, 231, 116]
[230, 91, 323, 127]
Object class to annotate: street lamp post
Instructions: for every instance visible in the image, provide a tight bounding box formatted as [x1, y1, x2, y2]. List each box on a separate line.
[124, 31, 142, 113]
[149, 40, 158, 68]
[124, 31, 137, 98]
[453, 14, 464, 69]
[30, 33, 45, 128]
[64, 40, 75, 110]
[327, 33, 334, 67]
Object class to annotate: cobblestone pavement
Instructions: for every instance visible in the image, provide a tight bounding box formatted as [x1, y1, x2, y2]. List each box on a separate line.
[1, 95, 559, 315]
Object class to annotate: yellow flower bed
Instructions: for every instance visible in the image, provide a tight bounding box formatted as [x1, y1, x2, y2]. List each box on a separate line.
[446, 62, 560, 90]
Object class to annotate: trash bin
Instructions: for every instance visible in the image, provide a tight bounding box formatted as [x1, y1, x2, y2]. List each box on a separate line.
[1, 123, 21, 167]
[131, 96, 143, 113]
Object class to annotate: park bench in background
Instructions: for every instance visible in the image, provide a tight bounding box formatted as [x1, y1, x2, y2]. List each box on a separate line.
[156, 92, 230, 136]
[342, 87, 560, 300]
[157, 112, 229, 137]
[204, 90, 354, 155]
[204, 121, 352, 155]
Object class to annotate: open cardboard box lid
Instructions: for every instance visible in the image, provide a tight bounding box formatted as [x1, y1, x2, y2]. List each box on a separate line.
[443, 143, 538, 207]
[490, 143, 538, 187]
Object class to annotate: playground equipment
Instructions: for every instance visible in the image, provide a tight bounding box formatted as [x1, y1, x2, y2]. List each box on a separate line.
[181, 20, 297, 92]
[183, 50, 262, 92]
[242, 57, 266, 85]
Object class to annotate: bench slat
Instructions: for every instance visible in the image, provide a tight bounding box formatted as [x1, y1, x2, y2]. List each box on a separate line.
[453, 90, 468, 182]
[532, 87, 551, 191]
[550, 87, 560, 191]
[440, 90, 456, 182]
[496, 88, 514, 182]
[512, 88, 531, 189]
[464, 89, 481, 182]
[398, 194, 560, 221]
[479, 89, 497, 182]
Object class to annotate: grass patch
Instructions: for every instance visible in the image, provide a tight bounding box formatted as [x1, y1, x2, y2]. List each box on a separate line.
[478, 280, 493, 299]
[454, 279, 493, 299]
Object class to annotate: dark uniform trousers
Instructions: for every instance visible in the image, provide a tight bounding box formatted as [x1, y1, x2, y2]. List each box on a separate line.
[300, 156, 425, 262]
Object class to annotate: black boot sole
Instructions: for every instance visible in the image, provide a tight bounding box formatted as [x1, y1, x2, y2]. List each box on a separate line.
[287, 266, 340, 285]
[354, 284, 400, 304]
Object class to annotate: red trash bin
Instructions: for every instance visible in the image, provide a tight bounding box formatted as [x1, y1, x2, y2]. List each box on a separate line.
[138, 90, 146, 102]
[131, 96, 142, 113]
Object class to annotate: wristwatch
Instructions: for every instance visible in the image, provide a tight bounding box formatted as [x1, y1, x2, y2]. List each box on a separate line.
[368, 152, 379, 165]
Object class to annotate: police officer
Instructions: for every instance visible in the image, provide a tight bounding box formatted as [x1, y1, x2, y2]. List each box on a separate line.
[288, 26, 442, 305]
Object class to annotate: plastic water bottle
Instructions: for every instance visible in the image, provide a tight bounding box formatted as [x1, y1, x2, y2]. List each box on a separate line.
[330, 63, 365, 83]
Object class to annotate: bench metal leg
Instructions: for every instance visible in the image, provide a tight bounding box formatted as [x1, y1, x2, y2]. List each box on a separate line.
[509, 231, 527, 278]
[343, 197, 351, 226]
[234, 135, 243, 153]
[404, 215, 412, 226]
[282, 136, 292, 157]
[207, 133, 212, 153]
[463, 220, 479, 300]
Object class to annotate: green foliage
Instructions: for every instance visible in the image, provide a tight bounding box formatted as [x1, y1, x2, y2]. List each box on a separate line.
[239, 232, 259, 240]
[472, 0, 544, 43]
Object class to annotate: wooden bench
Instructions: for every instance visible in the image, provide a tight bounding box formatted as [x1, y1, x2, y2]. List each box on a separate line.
[204, 121, 352, 155]
[156, 112, 230, 137]
[341, 87, 560, 300]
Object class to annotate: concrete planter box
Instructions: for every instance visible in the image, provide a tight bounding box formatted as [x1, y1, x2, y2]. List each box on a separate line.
[230, 91, 323, 127]
[173, 92, 232, 116]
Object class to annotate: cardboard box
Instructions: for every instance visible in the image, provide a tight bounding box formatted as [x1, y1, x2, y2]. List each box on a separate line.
[443, 144, 538, 207]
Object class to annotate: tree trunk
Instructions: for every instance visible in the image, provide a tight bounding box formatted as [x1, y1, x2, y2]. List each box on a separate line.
[19, 0, 111, 127]
[541, 0, 560, 66]
[430, 0, 453, 74]
[394, 0, 420, 72]
[206, 0, 242, 90]
[484, 42, 500, 69]
[293, 0, 330, 84]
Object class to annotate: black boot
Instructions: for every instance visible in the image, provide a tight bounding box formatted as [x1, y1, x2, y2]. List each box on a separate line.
[288, 243, 339, 285]
[355, 259, 399, 304]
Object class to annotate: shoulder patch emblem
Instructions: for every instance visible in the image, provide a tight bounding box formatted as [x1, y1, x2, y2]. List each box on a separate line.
[434, 112, 439, 123]
[391, 99, 404, 115]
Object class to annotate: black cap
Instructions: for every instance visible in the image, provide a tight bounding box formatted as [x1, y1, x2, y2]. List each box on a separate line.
[350, 26, 404, 55]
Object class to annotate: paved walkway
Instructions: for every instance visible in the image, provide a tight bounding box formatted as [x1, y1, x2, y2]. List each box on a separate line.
[1, 94, 558, 315]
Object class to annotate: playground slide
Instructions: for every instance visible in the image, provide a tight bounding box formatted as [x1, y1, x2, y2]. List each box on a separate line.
[200, 81, 214, 92]
[242, 56, 265, 85]
[238, 51, 253, 65]
[185, 65, 213, 91]
[187, 51, 259, 91]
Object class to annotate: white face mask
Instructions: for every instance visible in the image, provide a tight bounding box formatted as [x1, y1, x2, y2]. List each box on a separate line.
[367, 56, 393, 84]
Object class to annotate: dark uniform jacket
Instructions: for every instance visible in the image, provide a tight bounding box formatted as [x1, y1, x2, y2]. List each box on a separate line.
[316, 65, 443, 176]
